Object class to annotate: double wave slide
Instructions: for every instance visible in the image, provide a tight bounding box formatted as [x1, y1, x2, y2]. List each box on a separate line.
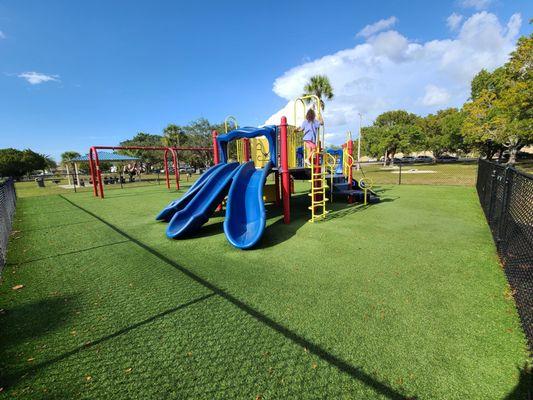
[155, 163, 227, 222]
[165, 162, 239, 238]
[224, 161, 273, 249]
[156, 125, 277, 249]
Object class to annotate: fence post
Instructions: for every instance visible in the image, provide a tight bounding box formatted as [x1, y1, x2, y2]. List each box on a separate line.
[398, 162, 402, 185]
[488, 168, 497, 223]
[497, 166, 513, 247]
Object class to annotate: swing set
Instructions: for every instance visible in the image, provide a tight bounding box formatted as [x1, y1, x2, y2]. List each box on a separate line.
[88, 145, 213, 199]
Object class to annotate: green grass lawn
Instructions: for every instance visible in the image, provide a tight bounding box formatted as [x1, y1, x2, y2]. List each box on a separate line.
[0, 182, 530, 399]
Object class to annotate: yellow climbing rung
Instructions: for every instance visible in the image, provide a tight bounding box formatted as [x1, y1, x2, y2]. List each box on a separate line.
[308, 150, 329, 223]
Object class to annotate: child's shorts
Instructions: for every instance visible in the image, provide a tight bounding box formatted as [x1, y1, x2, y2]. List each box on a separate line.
[304, 140, 317, 149]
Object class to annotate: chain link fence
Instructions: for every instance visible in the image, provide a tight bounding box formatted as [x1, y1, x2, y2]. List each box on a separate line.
[0, 178, 17, 272]
[476, 158, 533, 354]
[353, 160, 478, 186]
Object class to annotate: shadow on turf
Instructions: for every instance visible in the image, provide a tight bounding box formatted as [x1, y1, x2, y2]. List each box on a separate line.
[0, 295, 77, 354]
[57, 195, 410, 400]
[0, 293, 215, 390]
[503, 365, 532, 400]
[258, 195, 308, 249]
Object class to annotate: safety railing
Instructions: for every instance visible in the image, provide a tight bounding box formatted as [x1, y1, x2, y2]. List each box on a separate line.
[325, 153, 337, 202]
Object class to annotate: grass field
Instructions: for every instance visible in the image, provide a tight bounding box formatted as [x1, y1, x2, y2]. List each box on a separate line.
[0, 181, 530, 399]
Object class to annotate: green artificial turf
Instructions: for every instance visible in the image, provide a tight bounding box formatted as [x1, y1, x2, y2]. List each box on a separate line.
[0, 182, 530, 399]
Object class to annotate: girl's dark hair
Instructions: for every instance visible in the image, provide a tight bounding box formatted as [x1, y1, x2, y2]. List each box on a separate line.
[306, 108, 316, 121]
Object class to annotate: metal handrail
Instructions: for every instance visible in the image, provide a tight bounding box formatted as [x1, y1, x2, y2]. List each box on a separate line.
[358, 177, 374, 205]
[325, 153, 337, 202]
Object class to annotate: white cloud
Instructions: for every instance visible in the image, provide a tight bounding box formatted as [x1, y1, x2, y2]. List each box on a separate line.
[17, 71, 60, 85]
[267, 12, 521, 144]
[459, 0, 492, 10]
[0, 30, 5, 39]
[421, 85, 451, 106]
[357, 16, 398, 38]
[447, 13, 464, 31]
[368, 30, 410, 62]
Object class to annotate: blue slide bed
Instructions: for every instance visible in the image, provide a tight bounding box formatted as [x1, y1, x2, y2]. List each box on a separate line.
[224, 161, 273, 249]
[155, 163, 226, 222]
[166, 162, 239, 239]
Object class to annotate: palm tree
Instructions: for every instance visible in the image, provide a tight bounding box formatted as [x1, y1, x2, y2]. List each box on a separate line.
[60, 151, 81, 166]
[302, 75, 334, 110]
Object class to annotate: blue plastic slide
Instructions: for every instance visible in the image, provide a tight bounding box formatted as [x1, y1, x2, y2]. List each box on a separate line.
[156, 163, 226, 222]
[224, 161, 273, 249]
[326, 149, 344, 174]
[166, 162, 239, 239]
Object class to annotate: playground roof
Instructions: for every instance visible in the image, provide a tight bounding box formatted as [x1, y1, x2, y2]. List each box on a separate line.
[71, 152, 140, 162]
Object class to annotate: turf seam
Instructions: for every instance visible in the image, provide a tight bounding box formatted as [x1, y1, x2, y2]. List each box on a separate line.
[16, 219, 94, 233]
[6, 240, 131, 267]
[58, 194, 408, 400]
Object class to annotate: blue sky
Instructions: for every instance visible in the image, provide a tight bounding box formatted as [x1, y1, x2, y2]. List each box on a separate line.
[0, 0, 531, 160]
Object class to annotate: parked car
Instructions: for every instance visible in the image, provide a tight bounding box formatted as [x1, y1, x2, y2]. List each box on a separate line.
[414, 155, 434, 163]
[400, 156, 416, 164]
[436, 155, 459, 163]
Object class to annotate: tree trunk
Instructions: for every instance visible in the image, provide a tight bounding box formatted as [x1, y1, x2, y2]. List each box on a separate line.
[508, 147, 518, 165]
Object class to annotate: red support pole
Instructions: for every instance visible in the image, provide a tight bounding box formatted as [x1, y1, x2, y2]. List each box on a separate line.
[212, 130, 220, 164]
[170, 148, 180, 190]
[93, 148, 104, 199]
[89, 147, 98, 197]
[243, 138, 250, 162]
[163, 149, 171, 189]
[212, 130, 222, 212]
[280, 117, 290, 224]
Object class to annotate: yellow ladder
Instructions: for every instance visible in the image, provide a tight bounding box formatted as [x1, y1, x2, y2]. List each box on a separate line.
[307, 151, 328, 222]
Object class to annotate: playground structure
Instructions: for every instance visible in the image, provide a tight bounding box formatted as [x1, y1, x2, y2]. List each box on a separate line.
[156, 95, 379, 249]
[88, 145, 213, 199]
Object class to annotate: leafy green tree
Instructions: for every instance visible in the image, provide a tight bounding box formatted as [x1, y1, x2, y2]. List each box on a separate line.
[119, 132, 165, 169]
[302, 75, 334, 110]
[21, 149, 47, 173]
[462, 91, 500, 158]
[470, 67, 507, 100]
[182, 118, 222, 168]
[363, 110, 423, 164]
[421, 108, 466, 158]
[463, 33, 533, 163]
[0, 148, 26, 178]
[43, 155, 57, 171]
[0, 148, 47, 178]
[162, 124, 186, 148]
